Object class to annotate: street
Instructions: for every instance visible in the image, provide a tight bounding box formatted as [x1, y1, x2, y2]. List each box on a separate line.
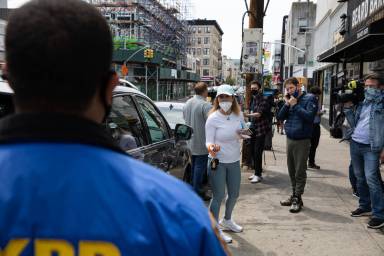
[226, 127, 384, 256]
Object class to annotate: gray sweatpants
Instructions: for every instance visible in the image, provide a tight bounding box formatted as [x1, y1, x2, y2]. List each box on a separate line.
[208, 160, 241, 221]
[286, 138, 311, 196]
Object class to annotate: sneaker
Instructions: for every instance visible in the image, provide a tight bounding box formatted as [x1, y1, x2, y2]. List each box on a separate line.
[280, 195, 294, 206]
[350, 208, 372, 217]
[250, 175, 261, 183]
[219, 218, 243, 233]
[308, 163, 320, 169]
[218, 229, 232, 243]
[367, 218, 384, 229]
[248, 174, 255, 180]
[289, 197, 303, 213]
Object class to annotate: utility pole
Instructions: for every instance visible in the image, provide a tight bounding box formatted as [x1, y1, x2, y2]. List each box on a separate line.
[245, 0, 264, 109]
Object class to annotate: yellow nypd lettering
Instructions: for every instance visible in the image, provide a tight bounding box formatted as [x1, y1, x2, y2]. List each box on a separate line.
[0, 239, 29, 256]
[35, 239, 75, 256]
[79, 241, 121, 256]
[1, 239, 121, 256]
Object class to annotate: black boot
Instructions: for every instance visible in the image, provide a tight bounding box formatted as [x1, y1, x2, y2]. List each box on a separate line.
[280, 194, 294, 206]
[290, 195, 303, 213]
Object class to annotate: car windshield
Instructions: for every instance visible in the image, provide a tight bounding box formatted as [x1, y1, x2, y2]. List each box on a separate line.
[157, 106, 185, 129]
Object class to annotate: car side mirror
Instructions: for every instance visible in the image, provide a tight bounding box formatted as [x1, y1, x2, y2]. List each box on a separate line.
[175, 124, 193, 142]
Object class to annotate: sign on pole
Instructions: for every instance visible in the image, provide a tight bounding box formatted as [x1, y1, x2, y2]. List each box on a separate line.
[241, 28, 263, 74]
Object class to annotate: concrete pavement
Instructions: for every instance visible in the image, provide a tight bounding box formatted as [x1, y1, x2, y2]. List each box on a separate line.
[225, 127, 384, 256]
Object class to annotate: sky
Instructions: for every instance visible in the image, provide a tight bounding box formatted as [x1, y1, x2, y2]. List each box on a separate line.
[8, 0, 315, 59]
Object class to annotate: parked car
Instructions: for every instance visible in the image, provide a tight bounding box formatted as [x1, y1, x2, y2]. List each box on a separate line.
[154, 102, 185, 130]
[0, 82, 193, 181]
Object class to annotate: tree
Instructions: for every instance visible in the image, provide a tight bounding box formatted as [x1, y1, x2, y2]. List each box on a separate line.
[225, 76, 236, 85]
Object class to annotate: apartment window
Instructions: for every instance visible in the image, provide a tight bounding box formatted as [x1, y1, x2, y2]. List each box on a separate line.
[197, 48, 201, 56]
[298, 18, 308, 33]
[204, 37, 210, 44]
[192, 48, 196, 56]
[191, 38, 196, 46]
[198, 37, 202, 44]
[203, 48, 210, 55]
[205, 27, 211, 33]
[192, 27, 196, 33]
[203, 59, 210, 66]
[198, 27, 202, 33]
[203, 69, 210, 76]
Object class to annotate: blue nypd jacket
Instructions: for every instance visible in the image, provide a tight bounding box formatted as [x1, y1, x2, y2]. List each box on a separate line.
[0, 113, 227, 256]
[277, 92, 318, 140]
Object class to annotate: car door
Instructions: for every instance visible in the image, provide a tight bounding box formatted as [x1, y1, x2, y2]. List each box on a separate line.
[107, 94, 148, 160]
[133, 95, 176, 173]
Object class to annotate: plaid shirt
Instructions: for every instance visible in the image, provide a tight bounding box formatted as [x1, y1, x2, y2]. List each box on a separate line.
[250, 94, 271, 137]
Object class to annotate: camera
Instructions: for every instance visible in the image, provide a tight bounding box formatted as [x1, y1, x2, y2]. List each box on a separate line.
[333, 80, 365, 104]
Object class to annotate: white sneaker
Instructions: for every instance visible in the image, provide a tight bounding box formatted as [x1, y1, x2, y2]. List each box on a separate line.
[220, 218, 243, 233]
[248, 174, 255, 180]
[251, 175, 261, 183]
[218, 228, 233, 243]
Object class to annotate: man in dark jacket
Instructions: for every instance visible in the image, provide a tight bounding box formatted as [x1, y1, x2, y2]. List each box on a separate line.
[277, 77, 317, 213]
[0, 1, 227, 255]
[245, 81, 271, 183]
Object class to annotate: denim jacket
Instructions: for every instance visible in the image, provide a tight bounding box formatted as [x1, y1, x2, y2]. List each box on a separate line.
[344, 98, 384, 152]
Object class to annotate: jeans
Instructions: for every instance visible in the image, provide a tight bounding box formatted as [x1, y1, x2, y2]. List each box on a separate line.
[350, 140, 384, 219]
[208, 160, 241, 221]
[349, 161, 358, 194]
[191, 155, 208, 194]
[287, 138, 311, 196]
[308, 124, 320, 165]
[250, 135, 265, 177]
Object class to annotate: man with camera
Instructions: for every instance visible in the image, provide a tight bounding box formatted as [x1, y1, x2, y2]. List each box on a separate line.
[344, 73, 384, 229]
[277, 77, 318, 213]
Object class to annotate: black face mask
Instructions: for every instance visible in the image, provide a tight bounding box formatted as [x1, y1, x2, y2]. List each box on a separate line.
[251, 90, 259, 96]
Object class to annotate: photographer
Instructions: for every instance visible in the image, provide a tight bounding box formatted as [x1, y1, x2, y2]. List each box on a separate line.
[344, 73, 384, 229]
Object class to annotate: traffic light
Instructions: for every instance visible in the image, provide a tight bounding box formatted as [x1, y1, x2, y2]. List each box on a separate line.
[144, 49, 154, 60]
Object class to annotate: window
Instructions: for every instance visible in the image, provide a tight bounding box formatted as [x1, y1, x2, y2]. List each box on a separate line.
[197, 37, 201, 44]
[192, 48, 196, 56]
[136, 97, 169, 143]
[197, 48, 201, 56]
[108, 96, 146, 151]
[205, 26, 211, 33]
[203, 59, 210, 66]
[198, 27, 202, 33]
[203, 69, 210, 76]
[192, 27, 196, 33]
[204, 37, 210, 44]
[203, 48, 210, 55]
[298, 56, 305, 65]
[298, 18, 308, 33]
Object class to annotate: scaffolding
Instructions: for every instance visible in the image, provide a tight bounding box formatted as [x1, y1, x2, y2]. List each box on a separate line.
[90, 0, 193, 63]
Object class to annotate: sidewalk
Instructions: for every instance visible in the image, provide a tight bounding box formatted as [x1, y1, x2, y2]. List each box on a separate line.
[227, 127, 384, 256]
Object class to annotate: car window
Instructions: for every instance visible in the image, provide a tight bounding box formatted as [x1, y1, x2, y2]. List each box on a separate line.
[108, 95, 146, 150]
[136, 97, 169, 143]
[157, 106, 185, 129]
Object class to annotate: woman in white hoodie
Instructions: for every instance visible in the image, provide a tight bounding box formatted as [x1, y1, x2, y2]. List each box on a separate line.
[205, 84, 246, 244]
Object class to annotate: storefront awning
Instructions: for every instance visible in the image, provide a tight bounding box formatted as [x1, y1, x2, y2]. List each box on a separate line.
[318, 9, 384, 63]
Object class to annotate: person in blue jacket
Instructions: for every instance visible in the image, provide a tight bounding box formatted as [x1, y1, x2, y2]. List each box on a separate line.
[277, 77, 317, 213]
[0, 1, 228, 255]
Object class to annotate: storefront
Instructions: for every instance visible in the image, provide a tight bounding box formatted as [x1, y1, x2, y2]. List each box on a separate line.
[317, 0, 384, 130]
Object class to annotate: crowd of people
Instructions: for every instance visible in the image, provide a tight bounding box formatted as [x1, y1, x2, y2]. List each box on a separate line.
[0, 0, 383, 254]
[184, 74, 384, 243]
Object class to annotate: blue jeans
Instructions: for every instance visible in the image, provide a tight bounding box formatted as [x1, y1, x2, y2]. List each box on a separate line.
[349, 161, 358, 193]
[191, 155, 208, 194]
[350, 141, 384, 219]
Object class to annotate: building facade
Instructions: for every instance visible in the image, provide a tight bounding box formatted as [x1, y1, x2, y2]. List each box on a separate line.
[314, 0, 384, 131]
[270, 40, 282, 89]
[90, 0, 198, 101]
[187, 19, 223, 86]
[283, 1, 317, 80]
[222, 56, 241, 85]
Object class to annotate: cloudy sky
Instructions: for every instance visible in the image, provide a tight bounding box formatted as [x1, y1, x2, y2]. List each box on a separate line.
[8, 0, 316, 59]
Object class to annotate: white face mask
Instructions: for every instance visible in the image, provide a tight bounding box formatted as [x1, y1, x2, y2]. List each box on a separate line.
[219, 101, 232, 113]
